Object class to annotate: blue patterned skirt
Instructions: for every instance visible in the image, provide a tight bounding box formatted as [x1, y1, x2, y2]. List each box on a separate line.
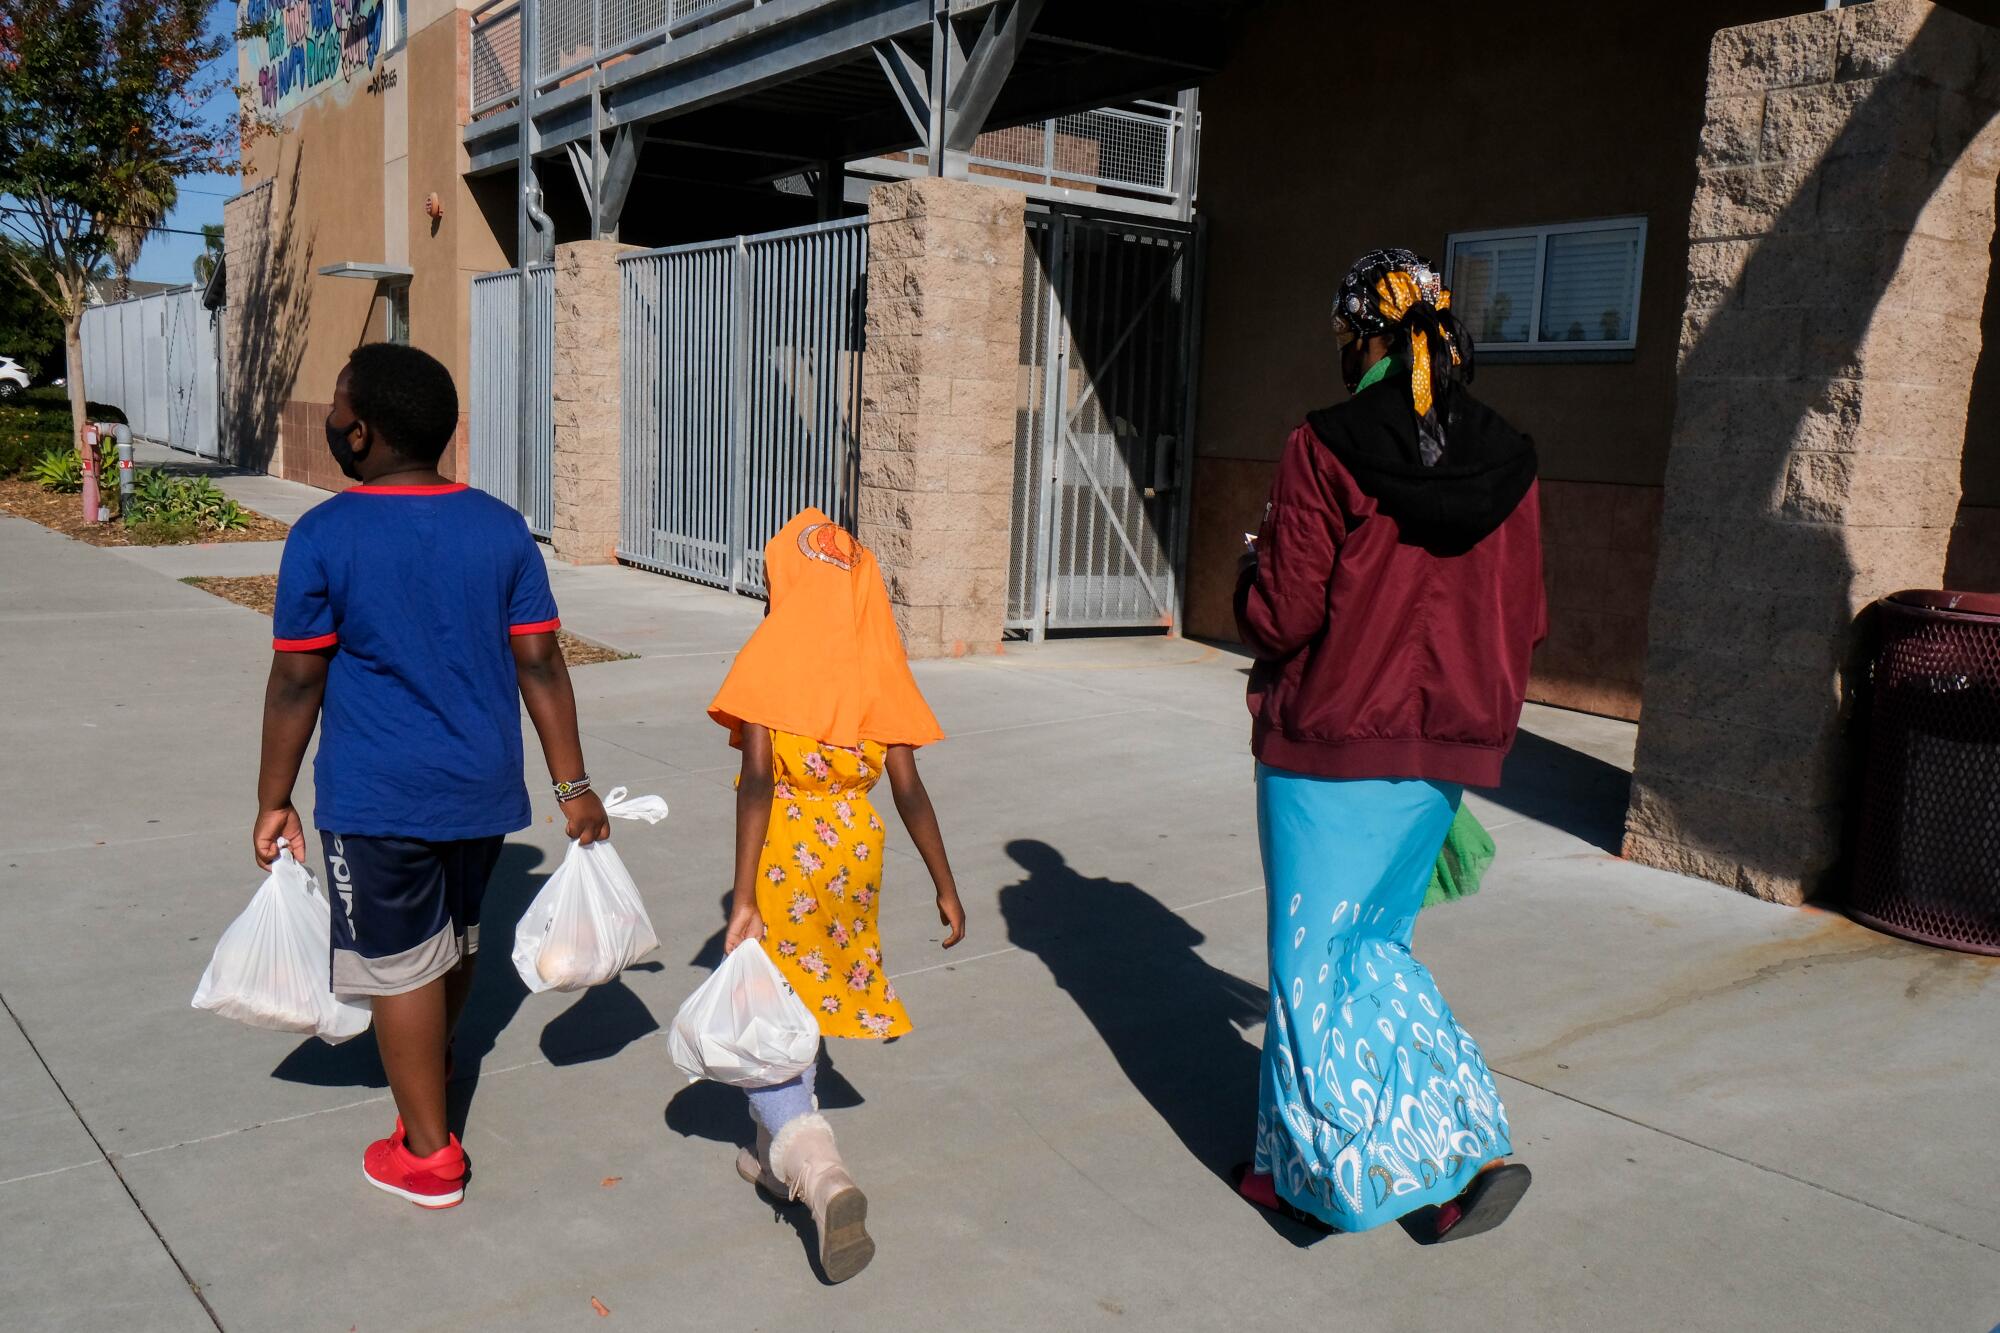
[1253, 765, 1512, 1231]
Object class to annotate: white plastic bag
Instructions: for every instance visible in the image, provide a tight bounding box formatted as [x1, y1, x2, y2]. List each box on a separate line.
[668, 939, 820, 1088]
[192, 843, 372, 1044]
[511, 787, 669, 993]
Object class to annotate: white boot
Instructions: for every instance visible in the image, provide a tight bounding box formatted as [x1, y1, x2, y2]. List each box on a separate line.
[734, 1122, 784, 1196]
[769, 1113, 874, 1283]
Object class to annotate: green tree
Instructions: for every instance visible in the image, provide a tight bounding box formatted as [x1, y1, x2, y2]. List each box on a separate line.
[0, 235, 63, 376]
[0, 0, 231, 447]
[106, 158, 178, 300]
[193, 219, 220, 286]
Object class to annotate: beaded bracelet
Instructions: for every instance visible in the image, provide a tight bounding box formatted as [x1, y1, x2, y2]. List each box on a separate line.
[553, 776, 592, 803]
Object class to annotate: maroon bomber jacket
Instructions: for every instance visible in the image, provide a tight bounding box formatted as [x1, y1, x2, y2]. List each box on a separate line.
[1234, 375, 1546, 789]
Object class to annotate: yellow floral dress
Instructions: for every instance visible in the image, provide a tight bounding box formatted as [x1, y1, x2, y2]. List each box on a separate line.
[754, 731, 912, 1040]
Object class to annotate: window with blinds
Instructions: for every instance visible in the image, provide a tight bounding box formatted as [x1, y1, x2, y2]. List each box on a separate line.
[1444, 218, 1646, 355]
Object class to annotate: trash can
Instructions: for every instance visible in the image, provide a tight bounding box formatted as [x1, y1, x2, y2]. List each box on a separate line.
[1849, 589, 2000, 955]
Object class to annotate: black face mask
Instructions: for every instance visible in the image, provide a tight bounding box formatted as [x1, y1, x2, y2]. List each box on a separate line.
[1340, 343, 1365, 395]
[324, 413, 366, 481]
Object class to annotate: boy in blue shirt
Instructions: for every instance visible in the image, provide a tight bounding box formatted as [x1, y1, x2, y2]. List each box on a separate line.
[254, 343, 610, 1209]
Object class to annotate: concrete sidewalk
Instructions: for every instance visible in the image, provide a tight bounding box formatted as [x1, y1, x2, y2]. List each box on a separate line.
[1, 492, 1996, 1332]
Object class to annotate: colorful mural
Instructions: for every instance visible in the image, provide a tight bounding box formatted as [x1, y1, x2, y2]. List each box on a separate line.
[242, 0, 386, 118]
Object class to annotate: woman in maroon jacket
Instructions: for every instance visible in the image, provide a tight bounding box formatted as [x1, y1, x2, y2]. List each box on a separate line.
[1232, 249, 1543, 1241]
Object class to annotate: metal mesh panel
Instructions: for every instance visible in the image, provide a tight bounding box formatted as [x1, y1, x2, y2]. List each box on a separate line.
[1850, 591, 2000, 955]
[539, 0, 598, 79]
[672, 0, 736, 24]
[968, 105, 1180, 199]
[975, 121, 1050, 171]
[470, 4, 521, 110]
[620, 219, 866, 595]
[1053, 107, 1173, 193]
[601, 0, 667, 52]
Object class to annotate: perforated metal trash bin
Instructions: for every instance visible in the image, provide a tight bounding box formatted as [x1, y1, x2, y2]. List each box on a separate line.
[1849, 590, 2000, 955]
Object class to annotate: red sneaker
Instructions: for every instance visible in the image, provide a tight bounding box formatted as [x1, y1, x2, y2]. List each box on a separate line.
[363, 1119, 467, 1210]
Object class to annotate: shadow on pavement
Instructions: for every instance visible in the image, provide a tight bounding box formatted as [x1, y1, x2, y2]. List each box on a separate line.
[1483, 729, 1632, 854]
[996, 839, 1322, 1244]
[271, 841, 666, 1134]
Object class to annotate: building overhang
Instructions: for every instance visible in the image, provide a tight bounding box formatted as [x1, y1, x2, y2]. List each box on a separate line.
[316, 263, 415, 283]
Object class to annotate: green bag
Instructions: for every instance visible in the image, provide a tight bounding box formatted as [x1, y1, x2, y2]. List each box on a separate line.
[1423, 803, 1495, 910]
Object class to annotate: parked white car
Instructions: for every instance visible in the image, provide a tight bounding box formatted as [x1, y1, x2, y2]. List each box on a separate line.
[0, 357, 29, 401]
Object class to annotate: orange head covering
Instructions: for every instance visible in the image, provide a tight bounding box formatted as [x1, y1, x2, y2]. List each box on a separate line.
[707, 508, 944, 749]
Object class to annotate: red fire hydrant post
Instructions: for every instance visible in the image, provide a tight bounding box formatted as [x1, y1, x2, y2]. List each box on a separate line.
[80, 423, 100, 524]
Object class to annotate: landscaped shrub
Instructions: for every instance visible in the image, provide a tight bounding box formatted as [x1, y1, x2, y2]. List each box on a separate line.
[0, 392, 128, 476]
[126, 470, 249, 532]
[126, 517, 198, 545]
[27, 445, 82, 492]
[0, 433, 58, 477]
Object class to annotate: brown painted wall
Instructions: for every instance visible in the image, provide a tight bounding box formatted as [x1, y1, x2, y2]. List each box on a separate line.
[227, 5, 503, 487]
[1184, 0, 1805, 718]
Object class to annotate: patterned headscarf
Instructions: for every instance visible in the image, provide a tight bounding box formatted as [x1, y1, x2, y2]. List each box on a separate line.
[1332, 248, 1472, 464]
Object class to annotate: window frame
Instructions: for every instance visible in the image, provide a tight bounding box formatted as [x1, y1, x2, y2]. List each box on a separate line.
[1443, 215, 1647, 359]
[382, 0, 408, 57]
[386, 283, 411, 344]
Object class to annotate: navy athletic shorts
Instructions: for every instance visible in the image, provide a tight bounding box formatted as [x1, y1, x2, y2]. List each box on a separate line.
[320, 832, 505, 995]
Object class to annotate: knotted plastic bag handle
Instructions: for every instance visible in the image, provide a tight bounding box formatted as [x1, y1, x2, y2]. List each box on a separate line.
[600, 786, 669, 824]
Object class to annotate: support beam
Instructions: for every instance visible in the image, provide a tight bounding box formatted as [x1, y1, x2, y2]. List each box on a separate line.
[943, 0, 1044, 153]
[925, 7, 962, 175]
[599, 126, 641, 237]
[813, 159, 847, 220]
[872, 39, 931, 145]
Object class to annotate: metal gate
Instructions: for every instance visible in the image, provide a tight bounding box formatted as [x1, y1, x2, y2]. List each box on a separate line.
[1008, 215, 1203, 636]
[469, 262, 554, 536]
[77, 287, 220, 457]
[619, 217, 867, 596]
[164, 294, 219, 459]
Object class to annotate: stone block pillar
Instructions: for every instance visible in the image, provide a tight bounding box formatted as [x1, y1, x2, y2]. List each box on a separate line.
[1627, 0, 2000, 903]
[551, 240, 631, 564]
[857, 178, 1026, 658]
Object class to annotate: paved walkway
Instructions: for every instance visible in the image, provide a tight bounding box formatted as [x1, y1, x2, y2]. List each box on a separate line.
[2, 460, 1995, 1331]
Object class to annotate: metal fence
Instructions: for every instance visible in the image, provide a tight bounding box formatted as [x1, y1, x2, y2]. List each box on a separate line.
[77, 287, 220, 458]
[1008, 215, 1203, 636]
[620, 216, 866, 596]
[970, 102, 1186, 201]
[535, 0, 786, 85]
[469, 263, 555, 536]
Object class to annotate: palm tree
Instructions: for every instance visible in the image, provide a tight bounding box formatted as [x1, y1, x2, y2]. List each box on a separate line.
[193, 223, 223, 287]
[104, 161, 179, 301]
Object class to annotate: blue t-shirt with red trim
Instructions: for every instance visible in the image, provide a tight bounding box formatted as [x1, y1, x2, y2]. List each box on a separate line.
[273, 483, 559, 840]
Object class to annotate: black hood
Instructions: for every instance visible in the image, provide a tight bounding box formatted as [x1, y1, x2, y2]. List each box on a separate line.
[1305, 378, 1537, 553]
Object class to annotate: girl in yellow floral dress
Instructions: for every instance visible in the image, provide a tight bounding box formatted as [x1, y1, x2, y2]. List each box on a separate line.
[707, 508, 965, 1284]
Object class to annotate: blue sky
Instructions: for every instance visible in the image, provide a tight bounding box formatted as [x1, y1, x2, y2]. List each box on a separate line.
[131, 3, 241, 286]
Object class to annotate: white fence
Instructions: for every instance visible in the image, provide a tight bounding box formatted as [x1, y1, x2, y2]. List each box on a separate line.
[77, 288, 221, 458]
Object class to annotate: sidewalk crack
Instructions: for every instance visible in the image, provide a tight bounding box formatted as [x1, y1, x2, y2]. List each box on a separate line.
[0, 991, 224, 1330]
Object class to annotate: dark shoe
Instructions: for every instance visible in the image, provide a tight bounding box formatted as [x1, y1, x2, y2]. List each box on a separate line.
[1430, 1163, 1531, 1242]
